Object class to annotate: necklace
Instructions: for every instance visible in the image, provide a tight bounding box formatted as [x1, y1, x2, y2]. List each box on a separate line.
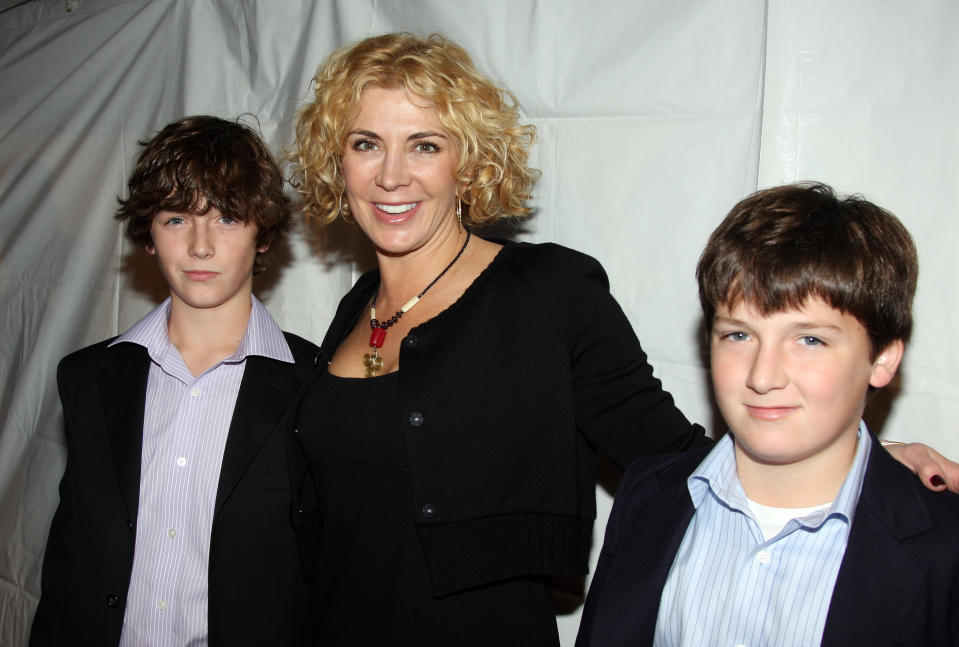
[363, 229, 471, 376]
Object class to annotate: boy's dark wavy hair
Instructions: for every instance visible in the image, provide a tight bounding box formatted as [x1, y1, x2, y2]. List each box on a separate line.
[116, 115, 291, 274]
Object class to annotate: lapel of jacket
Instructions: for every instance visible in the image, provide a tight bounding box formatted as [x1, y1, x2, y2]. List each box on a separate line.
[821, 444, 934, 646]
[595, 454, 700, 644]
[212, 354, 303, 518]
[98, 343, 151, 526]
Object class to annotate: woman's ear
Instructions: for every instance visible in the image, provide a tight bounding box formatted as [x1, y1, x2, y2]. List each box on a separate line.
[870, 339, 905, 388]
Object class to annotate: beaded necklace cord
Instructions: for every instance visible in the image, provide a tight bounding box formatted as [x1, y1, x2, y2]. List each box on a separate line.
[363, 229, 471, 376]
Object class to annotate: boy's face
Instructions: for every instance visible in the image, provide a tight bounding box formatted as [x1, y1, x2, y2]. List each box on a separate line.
[147, 207, 265, 313]
[710, 297, 903, 472]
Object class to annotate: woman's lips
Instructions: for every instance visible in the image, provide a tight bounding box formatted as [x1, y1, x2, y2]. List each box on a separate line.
[373, 201, 421, 223]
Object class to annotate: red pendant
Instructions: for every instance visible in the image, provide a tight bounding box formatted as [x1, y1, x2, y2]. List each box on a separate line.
[369, 327, 387, 348]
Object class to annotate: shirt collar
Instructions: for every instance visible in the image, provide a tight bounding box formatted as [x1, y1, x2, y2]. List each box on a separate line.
[688, 422, 872, 528]
[109, 295, 293, 365]
[109, 298, 176, 364]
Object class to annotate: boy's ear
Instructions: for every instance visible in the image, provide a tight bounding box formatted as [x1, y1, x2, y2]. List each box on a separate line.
[254, 227, 268, 253]
[869, 339, 905, 388]
[145, 243, 156, 255]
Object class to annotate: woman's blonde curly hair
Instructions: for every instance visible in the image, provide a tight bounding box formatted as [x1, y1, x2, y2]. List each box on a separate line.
[290, 33, 538, 227]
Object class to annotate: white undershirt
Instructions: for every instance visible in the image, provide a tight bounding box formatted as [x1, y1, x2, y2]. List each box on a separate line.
[746, 497, 832, 541]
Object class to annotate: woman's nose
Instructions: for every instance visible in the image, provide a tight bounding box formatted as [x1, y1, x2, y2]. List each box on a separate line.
[376, 149, 410, 191]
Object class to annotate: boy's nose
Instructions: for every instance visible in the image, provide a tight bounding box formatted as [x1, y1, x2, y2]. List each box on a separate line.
[189, 225, 213, 258]
[746, 344, 787, 393]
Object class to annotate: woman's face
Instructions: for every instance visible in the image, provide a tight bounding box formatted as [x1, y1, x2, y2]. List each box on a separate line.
[341, 86, 460, 256]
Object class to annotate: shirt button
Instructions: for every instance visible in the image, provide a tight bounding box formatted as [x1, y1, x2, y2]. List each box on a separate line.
[757, 550, 771, 564]
[176, 457, 187, 467]
[409, 412, 424, 427]
[157, 599, 167, 611]
[421, 503, 437, 519]
[105, 593, 120, 608]
[190, 387, 200, 397]
[168, 528, 177, 539]
[403, 335, 418, 349]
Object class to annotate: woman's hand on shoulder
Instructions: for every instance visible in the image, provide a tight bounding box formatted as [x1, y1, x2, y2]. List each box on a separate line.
[885, 441, 959, 492]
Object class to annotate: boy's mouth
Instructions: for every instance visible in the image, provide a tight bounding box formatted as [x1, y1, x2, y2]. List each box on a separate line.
[185, 270, 218, 282]
[745, 405, 796, 421]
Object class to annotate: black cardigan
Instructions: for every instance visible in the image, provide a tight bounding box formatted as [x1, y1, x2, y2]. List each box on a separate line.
[299, 240, 709, 595]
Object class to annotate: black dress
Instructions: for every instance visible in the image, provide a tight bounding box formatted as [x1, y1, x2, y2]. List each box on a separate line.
[298, 368, 560, 646]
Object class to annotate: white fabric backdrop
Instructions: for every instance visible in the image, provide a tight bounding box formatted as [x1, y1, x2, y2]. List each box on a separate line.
[1, 1, 956, 644]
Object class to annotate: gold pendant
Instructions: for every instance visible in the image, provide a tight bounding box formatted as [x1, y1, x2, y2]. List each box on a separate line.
[363, 348, 384, 377]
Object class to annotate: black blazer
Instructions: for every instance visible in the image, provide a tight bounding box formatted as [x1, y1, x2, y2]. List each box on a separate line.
[31, 332, 319, 646]
[576, 440, 959, 646]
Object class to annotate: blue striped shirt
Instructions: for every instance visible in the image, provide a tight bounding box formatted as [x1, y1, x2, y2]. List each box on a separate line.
[653, 424, 872, 647]
[110, 296, 292, 647]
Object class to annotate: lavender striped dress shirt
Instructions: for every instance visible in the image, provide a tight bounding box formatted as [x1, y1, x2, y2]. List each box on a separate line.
[653, 425, 871, 647]
[109, 296, 293, 647]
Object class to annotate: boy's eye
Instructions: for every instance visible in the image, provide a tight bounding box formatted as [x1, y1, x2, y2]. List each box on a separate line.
[414, 141, 440, 153]
[721, 331, 749, 342]
[799, 335, 825, 347]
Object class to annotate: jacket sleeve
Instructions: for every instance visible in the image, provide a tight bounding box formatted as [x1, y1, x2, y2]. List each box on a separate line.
[524, 244, 712, 471]
[30, 357, 79, 645]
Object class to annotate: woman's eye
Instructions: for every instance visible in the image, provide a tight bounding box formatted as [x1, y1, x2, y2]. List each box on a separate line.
[414, 141, 439, 153]
[218, 216, 237, 225]
[352, 139, 377, 152]
[164, 216, 185, 226]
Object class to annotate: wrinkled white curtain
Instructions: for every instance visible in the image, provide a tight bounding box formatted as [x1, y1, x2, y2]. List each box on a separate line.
[1, 1, 957, 644]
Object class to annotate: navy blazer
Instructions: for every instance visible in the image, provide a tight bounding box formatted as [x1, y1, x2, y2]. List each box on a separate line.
[577, 439, 959, 646]
[31, 332, 319, 646]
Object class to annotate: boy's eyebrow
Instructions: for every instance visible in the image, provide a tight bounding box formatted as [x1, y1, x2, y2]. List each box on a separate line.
[712, 314, 746, 326]
[713, 313, 845, 333]
[786, 321, 844, 333]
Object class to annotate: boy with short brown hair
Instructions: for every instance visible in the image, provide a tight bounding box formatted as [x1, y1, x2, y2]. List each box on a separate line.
[577, 183, 959, 646]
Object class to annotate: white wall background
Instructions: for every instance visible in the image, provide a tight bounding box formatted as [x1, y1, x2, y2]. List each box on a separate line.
[1, 1, 957, 644]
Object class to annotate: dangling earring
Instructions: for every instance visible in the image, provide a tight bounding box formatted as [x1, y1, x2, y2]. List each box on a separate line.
[338, 194, 352, 223]
[456, 198, 462, 227]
